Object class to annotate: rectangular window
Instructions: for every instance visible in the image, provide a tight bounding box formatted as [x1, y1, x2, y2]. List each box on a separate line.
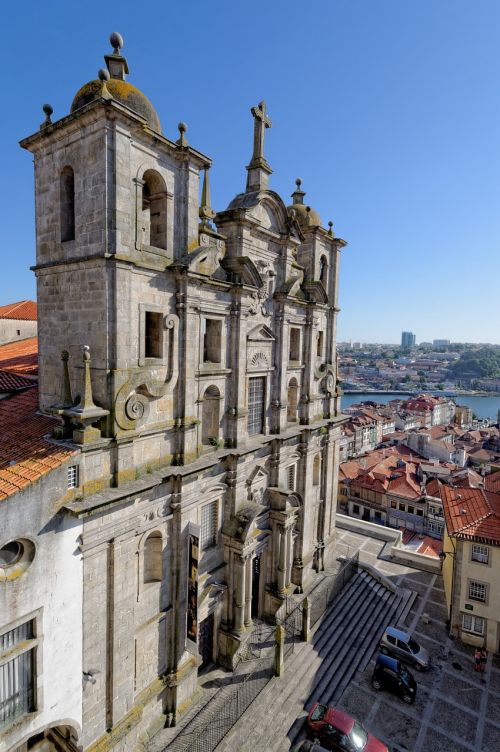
[352, 504, 360, 515]
[399, 503, 405, 512]
[390, 500, 397, 509]
[200, 501, 218, 550]
[317, 331, 324, 357]
[247, 377, 265, 435]
[462, 613, 485, 636]
[145, 311, 163, 359]
[203, 319, 222, 363]
[408, 506, 414, 515]
[289, 328, 301, 361]
[468, 580, 487, 602]
[67, 465, 79, 489]
[287, 465, 295, 491]
[0, 621, 36, 727]
[416, 509, 424, 517]
[428, 520, 444, 534]
[471, 544, 489, 564]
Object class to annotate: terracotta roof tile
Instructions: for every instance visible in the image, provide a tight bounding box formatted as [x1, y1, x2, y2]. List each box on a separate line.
[0, 370, 36, 392]
[0, 300, 37, 321]
[485, 471, 500, 494]
[0, 337, 38, 375]
[440, 485, 500, 545]
[0, 388, 77, 502]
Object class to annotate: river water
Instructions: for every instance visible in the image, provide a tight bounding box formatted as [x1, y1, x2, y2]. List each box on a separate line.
[341, 393, 500, 422]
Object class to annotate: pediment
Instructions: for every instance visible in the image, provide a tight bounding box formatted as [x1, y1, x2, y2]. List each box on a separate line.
[303, 281, 328, 304]
[247, 324, 275, 342]
[220, 256, 263, 287]
[171, 243, 226, 279]
[247, 465, 269, 486]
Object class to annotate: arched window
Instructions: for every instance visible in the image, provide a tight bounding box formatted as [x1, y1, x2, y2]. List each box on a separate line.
[313, 453, 321, 486]
[143, 532, 163, 583]
[202, 385, 221, 445]
[287, 378, 298, 422]
[141, 170, 168, 250]
[319, 255, 328, 287]
[60, 166, 75, 242]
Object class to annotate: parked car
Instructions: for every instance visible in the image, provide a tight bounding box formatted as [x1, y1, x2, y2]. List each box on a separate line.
[379, 626, 430, 671]
[307, 703, 389, 751]
[371, 654, 417, 704]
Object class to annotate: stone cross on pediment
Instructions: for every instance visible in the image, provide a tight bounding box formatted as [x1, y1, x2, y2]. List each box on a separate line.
[246, 100, 273, 192]
[250, 101, 272, 165]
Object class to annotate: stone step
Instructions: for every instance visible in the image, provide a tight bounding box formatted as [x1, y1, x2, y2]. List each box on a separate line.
[215, 568, 411, 752]
[236, 575, 394, 749]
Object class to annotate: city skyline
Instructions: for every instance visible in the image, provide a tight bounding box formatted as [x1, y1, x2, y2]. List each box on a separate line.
[1, 1, 499, 343]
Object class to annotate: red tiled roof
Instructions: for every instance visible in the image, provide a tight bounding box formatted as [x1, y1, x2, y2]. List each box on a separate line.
[0, 300, 37, 321]
[426, 477, 442, 497]
[0, 370, 36, 392]
[0, 388, 77, 501]
[440, 485, 500, 545]
[0, 337, 38, 375]
[485, 471, 500, 494]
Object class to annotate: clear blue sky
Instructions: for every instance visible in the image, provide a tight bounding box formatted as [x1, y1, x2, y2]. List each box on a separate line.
[1, 0, 499, 344]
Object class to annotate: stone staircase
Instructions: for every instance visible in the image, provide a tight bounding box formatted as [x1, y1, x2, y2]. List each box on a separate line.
[216, 568, 416, 752]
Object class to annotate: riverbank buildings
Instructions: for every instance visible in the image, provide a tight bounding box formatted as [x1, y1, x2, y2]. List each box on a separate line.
[0, 34, 346, 751]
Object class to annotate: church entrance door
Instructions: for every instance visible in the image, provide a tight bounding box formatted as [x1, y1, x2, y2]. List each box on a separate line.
[199, 613, 214, 670]
[251, 554, 261, 618]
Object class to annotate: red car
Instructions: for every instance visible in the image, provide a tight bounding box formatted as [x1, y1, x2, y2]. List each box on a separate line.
[307, 703, 389, 752]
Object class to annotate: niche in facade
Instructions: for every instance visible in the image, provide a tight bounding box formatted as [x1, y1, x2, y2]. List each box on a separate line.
[287, 378, 299, 422]
[201, 386, 221, 445]
[143, 532, 163, 583]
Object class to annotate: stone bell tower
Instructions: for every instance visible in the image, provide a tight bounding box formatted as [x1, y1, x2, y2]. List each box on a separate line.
[20, 33, 210, 471]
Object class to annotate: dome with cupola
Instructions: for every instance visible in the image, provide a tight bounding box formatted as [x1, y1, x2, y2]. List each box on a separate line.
[287, 178, 322, 228]
[70, 32, 161, 133]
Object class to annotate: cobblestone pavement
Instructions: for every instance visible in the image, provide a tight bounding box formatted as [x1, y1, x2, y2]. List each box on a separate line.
[215, 529, 500, 752]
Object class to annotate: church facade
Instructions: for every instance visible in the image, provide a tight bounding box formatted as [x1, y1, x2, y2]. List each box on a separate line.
[10, 32, 345, 751]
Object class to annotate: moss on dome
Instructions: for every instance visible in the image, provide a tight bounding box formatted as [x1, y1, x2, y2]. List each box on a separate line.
[71, 79, 161, 133]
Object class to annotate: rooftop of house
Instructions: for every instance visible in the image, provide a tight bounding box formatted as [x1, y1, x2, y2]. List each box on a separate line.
[0, 300, 37, 321]
[484, 471, 500, 494]
[339, 445, 424, 498]
[0, 388, 77, 502]
[440, 485, 500, 545]
[0, 337, 38, 375]
[0, 370, 37, 393]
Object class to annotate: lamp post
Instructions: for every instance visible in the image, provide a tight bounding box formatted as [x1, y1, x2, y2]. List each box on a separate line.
[439, 548, 456, 636]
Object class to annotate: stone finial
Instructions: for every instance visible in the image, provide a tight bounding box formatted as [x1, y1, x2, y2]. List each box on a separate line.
[245, 100, 273, 192]
[63, 346, 109, 444]
[40, 103, 53, 130]
[60, 350, 73, 408]
[97, 68, 112, 100]
[105, 31, 129, 81]
[199, 167, 216, 229]
[328, 220, 334, 237]
[176, 121, 188, 147]
[110, 31, 124, 53]
[291, 177, 305, 205]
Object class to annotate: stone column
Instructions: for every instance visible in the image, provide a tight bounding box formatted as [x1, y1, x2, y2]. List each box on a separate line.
[244, 555, 252, 627]
[233, 554, 246, 635]
[285, 525, 293, 587]
[275, 625, 285, 676]
[277, 526, 287, 594]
